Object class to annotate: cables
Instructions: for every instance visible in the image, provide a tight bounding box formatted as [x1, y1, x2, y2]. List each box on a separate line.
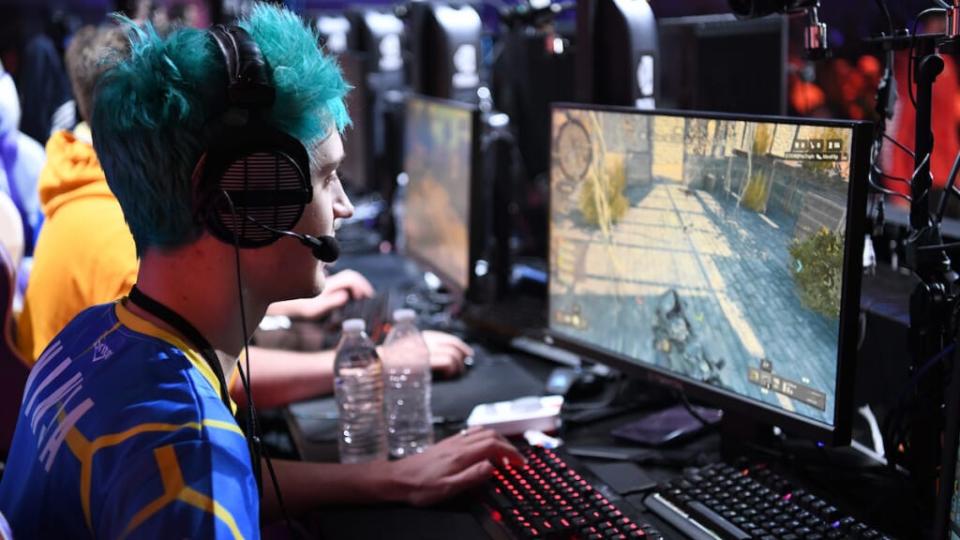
[221, 191, 298, 537]
[883, 133, 914, 158]
[874, 0, 895, 36]
[675, 390, 717, 429]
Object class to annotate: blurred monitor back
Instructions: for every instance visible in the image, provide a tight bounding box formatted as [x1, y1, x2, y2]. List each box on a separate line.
[658, 14, 787, 115]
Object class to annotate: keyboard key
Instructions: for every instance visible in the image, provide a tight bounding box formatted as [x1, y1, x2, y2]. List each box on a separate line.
[486, 447, 660, 540]
[645, 460, 883, 540]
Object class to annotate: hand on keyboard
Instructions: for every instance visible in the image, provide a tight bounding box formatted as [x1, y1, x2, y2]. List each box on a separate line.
[385, 426, 525, 507]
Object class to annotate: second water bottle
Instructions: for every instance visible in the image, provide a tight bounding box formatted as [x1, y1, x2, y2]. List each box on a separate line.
[382, 309, 434, 458]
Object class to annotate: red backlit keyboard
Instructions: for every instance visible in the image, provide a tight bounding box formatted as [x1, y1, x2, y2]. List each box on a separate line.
[480, 445, 663, 539]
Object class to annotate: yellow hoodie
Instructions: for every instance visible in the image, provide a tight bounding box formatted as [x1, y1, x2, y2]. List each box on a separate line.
[18, 128, 137, 362]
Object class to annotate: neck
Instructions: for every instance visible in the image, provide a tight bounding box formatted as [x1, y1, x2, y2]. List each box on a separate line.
[128, 242, 269, 378]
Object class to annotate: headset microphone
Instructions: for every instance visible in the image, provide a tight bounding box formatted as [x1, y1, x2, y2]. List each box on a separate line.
[244, 214, 341, 262]
[297, 233, 340, 263]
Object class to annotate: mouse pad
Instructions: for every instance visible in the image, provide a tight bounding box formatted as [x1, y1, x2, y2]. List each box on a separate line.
[289, 350, 545, 443]
[584, 461, 659, 495]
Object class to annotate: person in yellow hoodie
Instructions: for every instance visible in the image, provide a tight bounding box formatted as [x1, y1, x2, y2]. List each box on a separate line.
[17, 25, 136, 362]
[18, 23, 473, 406]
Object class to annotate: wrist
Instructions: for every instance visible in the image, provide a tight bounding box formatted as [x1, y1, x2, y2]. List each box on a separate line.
[371, 460, 409, 504]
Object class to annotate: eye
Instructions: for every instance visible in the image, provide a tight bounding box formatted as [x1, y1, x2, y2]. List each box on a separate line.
[323, 169, 340, 187]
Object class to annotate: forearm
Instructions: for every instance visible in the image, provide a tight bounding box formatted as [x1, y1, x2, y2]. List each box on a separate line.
[260, 458, 403, 519]
[231, 346, 335, 409]
[264, 298, 313, 318]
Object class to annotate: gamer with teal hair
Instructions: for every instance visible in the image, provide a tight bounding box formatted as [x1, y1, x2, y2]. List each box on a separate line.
[0, 4, 521, 538]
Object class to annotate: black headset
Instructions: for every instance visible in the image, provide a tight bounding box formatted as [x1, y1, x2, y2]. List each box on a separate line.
[194, 24, 340, 262]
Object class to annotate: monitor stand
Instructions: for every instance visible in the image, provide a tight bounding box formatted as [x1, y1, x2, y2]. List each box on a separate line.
[562, 377, 674, 425]
[718, 408, 784, 460]
[717, 408, 890, 473]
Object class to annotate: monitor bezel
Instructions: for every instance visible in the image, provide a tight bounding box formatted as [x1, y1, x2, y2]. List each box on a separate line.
[400, 93, 482, 298]
[545, 102, 871, 446]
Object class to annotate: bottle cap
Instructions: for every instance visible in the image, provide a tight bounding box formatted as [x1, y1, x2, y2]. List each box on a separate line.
[393, 308, 416, 322]
[342, 318, 365, 333]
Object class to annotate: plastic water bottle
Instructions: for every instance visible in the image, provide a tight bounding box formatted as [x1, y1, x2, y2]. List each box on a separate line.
[333, 319, 387, 463]
[382, 309, 434, 457]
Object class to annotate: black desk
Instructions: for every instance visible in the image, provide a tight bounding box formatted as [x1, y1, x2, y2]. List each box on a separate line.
[283, 341, 708, 539]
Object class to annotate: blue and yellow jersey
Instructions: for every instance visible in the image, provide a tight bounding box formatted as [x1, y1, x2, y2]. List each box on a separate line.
[0, 301, 259, 539]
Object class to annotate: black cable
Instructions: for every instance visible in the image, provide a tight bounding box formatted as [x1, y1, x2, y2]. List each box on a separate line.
[876, 0, 894, 37]
[936, 148, 960, 223]
[873, 168, 912, 185]
[874, 0, 895, 35]
[883, 134, 915, 158]
[911, 151, 932, 188]
[221, 191, 298, 537]
[867, 143, 914, 202]
[675, 390, 715, 428]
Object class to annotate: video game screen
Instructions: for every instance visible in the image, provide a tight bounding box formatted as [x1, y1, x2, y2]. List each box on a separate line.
[402, 97, 473, 291]
[549, 107, 858, 426]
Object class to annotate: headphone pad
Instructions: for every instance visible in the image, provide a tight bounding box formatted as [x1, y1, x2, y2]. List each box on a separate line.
[199, 124, 313, 247]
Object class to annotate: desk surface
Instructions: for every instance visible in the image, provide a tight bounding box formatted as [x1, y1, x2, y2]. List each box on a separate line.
[285, 344, 551, 463]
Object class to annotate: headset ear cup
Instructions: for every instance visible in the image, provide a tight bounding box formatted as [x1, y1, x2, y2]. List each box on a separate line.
[200, 135, 312, 248]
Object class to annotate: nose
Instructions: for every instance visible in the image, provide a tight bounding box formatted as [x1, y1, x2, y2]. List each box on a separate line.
[333, 187, 354, 219]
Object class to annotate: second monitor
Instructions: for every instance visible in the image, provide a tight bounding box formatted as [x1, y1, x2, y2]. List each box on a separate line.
[401, 94, 482, 295]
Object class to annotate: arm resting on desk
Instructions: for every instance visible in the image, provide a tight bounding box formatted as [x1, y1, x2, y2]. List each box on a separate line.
[259, 427, 526, 519]
[231, 333, 475, 409]
[231, 346, 336, 409]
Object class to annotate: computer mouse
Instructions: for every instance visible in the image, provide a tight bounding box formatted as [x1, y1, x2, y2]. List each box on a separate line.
[565, 371, 607, 401]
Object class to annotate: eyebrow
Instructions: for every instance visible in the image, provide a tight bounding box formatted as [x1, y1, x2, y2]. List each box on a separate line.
[318, 154, 344, 175]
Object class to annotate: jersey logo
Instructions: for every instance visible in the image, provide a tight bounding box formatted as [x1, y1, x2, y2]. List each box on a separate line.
[92, 340, 113, 363]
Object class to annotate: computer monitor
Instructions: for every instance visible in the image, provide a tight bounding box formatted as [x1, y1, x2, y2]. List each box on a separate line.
[336, 9, 406, 198]
[401, 94, 481, 294]
[547, 104, 870, 444]
[575, 0, 658, 108]
[657, 14, 788, 115]
[337, 52, 371, 196]
[405, 2, 483, 104]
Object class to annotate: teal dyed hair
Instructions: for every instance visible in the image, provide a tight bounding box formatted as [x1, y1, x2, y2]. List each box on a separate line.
[91, 3, 351, 254]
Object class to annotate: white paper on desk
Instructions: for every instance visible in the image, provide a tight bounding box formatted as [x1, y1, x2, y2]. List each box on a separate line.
[465, 395, 564, 436]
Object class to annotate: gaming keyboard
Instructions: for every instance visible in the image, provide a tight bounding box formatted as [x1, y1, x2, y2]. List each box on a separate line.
[478, 445, 664, 539]
[644, 462, 891, 540]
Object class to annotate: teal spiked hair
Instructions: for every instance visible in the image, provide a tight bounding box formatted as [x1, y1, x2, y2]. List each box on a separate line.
[91, 3, 351, 254]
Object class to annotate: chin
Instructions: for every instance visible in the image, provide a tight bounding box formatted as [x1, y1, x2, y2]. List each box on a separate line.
[274, 260, 324, 301]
